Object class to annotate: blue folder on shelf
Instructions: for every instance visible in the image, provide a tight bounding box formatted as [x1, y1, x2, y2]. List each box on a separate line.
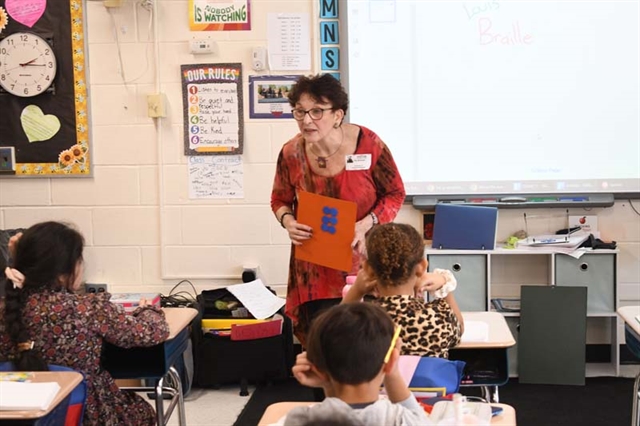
[432, 204, 498, 250]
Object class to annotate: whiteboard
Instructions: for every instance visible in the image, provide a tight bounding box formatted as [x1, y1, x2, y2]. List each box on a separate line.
[344, 1, 639, 196]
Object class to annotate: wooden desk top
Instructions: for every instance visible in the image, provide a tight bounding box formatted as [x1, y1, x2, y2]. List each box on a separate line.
[457, 312, 516, 349]
[258, 401, 516, 425]
[0, 371, 83, 420]
[163, 307, 198, 340]
[617, 306, 640, 336]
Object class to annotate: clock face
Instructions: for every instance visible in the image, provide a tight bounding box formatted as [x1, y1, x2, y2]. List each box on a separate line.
[0, 32, 57, 97]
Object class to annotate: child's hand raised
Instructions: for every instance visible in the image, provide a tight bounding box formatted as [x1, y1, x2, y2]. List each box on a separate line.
[354, 268, 378, 296]
[292, 351, 327, 389]
[8, 232, 23, 259]
[414, 272, 446, 297]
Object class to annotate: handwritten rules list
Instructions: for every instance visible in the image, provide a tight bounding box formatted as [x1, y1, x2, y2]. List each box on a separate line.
[181, 63, 244, 155]
[188, 155, 244, 199]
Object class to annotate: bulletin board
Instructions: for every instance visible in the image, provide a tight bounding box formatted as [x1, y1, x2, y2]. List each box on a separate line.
[181, 63, 243, 156]
[0, 0, 90, 176]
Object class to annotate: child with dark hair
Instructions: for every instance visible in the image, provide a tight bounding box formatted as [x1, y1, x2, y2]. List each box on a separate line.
[344, 222, 463, 358]
[279, 303, 432, 425]
[0, 221, 169, 426]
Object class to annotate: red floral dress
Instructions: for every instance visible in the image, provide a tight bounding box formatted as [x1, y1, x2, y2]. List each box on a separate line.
[0, 290, 169, 426]
[271, 125, 406, 340]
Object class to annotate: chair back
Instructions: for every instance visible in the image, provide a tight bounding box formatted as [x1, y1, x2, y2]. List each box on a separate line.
[0, 361, 87, 426]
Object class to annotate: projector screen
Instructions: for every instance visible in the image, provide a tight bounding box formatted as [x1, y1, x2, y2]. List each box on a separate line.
[343, 1, 640, 196]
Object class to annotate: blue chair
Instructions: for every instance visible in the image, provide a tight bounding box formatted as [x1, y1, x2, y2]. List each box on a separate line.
[0, 361, 87, 426]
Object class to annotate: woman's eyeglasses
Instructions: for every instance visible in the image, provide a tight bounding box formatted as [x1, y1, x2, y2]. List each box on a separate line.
[292, 107, 333, 121]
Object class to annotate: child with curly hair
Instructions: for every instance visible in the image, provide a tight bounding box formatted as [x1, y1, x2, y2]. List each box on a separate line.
[343, 222, 463, 358]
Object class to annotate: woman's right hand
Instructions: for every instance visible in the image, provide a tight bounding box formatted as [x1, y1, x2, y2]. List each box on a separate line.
[283, 217, 313, 246]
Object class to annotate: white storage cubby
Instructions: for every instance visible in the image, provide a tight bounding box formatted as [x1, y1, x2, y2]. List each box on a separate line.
[425, 247, 619, 377]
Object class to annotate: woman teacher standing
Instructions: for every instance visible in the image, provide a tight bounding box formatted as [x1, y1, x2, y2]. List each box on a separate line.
[271, 74, 406, 344]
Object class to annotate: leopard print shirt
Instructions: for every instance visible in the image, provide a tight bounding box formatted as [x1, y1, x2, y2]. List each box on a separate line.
[374, 296, 462, 358]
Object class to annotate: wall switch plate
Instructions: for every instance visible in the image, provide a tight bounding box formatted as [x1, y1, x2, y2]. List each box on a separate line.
[147, 93, 166, 118]
[252, 46, 267, 71]
[190, 38, 215, 54]
[85, 283, 108, 294]
[0, 146, 16, 173]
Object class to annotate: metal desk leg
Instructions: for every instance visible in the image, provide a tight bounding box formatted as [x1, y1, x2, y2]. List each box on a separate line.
[168, 366, 186, 426]
[632, 371, 640, 426]
[155, 377, 166, 426]
[151, 368, 185, 426]
[481, 386, 499, 403]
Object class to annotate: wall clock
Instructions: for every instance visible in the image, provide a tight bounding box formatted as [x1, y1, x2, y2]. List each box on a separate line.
[0, 32, 57, 97]
[0, 0, 90, 177]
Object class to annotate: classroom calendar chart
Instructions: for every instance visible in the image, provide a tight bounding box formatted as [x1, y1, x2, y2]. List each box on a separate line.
[181, 63, 244, 155]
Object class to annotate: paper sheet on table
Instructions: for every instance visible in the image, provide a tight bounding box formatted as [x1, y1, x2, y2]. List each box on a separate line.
[226, 279, 285, 319]
[461, 321, 489, 343]
[0, 381, 60, 411]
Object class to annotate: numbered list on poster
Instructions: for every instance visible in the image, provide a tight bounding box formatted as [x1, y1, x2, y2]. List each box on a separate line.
[187, 83, 240, 151]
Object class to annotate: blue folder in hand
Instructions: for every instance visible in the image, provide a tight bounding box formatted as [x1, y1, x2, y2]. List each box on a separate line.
[432, 204, 498, 250]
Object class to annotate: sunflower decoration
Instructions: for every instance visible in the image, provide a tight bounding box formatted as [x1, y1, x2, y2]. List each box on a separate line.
[0, 7, 8, 33]
[58, 149, 76, 168]
[70, 144, 86, 162]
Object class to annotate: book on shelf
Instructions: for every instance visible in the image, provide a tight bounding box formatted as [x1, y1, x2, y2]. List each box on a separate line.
[491, 298, 521, 313]
[0, 381, 60, 411]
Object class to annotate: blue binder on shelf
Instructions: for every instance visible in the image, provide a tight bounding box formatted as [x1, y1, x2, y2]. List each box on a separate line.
[432, 204, 498, 250]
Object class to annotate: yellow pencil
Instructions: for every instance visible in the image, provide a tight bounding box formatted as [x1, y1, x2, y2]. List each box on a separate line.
[384, 326, 402, 363]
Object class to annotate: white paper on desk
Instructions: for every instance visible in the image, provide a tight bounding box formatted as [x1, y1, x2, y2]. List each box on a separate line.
[0, 381, 60, 410]
[461, 321, 489, 343]
[226, 279, 286, 319]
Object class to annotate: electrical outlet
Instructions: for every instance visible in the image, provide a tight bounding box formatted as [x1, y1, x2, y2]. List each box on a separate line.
[85, 283, 108, 294]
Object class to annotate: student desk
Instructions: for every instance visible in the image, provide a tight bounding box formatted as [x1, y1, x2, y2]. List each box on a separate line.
[450, 312, 516, 403]
[257, 401, 517, 425]
[617, 306, 640, 426]
[0, 371, 83, 425]
[103, 307, 198, 426]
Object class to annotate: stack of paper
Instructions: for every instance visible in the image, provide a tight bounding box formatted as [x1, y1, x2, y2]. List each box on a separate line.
[0, 381, 60, 411]
[461, 321, 489, 343]
[519, 231, 589, 249]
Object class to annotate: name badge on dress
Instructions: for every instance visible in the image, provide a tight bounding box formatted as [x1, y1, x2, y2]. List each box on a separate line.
[345, 154, 372, 171]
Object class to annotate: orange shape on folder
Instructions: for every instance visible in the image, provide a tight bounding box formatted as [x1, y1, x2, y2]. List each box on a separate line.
[295, 191, 357, 272]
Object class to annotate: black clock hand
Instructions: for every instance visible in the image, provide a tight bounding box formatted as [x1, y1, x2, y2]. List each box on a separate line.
[19, 57, 39, 66]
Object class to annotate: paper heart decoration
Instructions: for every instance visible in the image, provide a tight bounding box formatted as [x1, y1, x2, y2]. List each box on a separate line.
[5, 0, 46, 28]
[21, 105, 61, 143]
